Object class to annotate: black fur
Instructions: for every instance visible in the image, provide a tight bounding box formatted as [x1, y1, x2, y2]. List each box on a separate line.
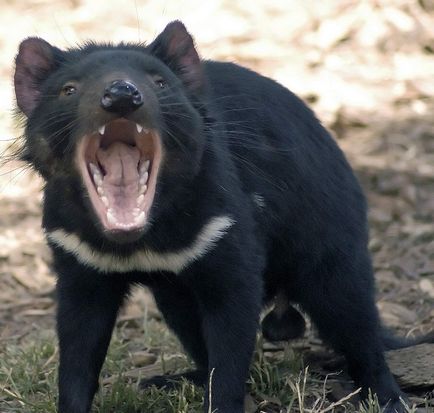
[14, 21, 432, 413]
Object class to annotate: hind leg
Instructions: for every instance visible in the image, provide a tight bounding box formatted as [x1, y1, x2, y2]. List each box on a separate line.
[262, 292, 306, 341]
[297, 251, 406, 413]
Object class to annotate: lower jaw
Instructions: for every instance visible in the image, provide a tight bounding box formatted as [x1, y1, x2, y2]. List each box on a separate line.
[101, 226, 145, 244]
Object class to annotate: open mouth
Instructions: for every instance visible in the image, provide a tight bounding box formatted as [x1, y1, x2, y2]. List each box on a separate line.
[76, 119, 162, 232]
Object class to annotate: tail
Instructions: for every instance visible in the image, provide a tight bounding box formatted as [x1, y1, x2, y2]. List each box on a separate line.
[382, 328, 434, 351]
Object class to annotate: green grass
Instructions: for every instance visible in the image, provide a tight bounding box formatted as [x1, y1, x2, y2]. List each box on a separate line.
[0, 324, 432, 413]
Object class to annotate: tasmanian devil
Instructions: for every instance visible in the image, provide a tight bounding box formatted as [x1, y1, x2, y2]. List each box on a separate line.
[13, 20, 433, 413]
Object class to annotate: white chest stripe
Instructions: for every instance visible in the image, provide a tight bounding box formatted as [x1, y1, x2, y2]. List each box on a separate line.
[46, 216, 235, 274]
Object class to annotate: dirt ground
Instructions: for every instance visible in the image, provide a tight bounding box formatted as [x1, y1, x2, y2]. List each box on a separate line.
[0, 0, 433, 411]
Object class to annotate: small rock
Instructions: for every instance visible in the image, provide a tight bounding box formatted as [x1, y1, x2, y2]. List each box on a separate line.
[329, 380, 360, 403]
[376, 174, 407, 196]
[375, 270, 398, 289]
[369, 237, 383, 253]
[8, 249, 24, 265]
[129, 351, 157, 367]
[386, 344, 434, 389]
[401, 185, 418, 205]
[419, 279, 434, 298]
[377, 301, 418, 326]
[369, 208, 392, 225]
[244, 394, 258, 413]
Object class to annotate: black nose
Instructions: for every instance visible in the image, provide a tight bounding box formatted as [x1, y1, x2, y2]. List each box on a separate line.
[101, 80, 143, 114]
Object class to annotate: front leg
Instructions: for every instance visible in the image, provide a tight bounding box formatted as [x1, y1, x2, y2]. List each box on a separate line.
[190, 261, 263, 413]
[56, 260, 129, 413]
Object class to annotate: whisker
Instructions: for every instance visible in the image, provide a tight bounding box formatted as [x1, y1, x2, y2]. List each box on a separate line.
[0, 164, 35, 194]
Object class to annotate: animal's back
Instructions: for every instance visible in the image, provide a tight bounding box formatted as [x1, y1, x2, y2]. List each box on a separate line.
[204, 61, 368, 282]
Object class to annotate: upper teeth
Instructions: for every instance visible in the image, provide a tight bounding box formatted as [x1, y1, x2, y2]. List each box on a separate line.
[138, 160, 150, 195]
[136, 123, 150, 134]
[139, 172, 148, 185]
[99, 123, 147, 135]
[89, 162, 104, 191]
[89, 162, 99, 175]
[140, 160, 150, 174]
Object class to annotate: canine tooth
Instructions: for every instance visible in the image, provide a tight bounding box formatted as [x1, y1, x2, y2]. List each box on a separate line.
[137, 194, 145, 206]
[107, 211, 117, 225]
[97, 186, 104, 196]
[139, 172, 149, 185]
[139, 184, 148, 194]
[98, 125, 106, 135]
[101, 196, 109, 207]
[136, 123, 143, 133]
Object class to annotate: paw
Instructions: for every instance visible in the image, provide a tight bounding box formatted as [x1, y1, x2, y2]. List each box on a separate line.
[139, 369, 206, 390]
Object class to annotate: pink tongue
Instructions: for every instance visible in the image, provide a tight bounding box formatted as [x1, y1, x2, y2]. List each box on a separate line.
[96, 142, 141, 222]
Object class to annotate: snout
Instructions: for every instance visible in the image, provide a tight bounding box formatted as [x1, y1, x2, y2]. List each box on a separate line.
[101, 80, 144, 115]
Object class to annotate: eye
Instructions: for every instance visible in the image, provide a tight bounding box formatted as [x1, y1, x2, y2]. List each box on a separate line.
[153, 76, 166, 89]
[61, 83, 77, 96]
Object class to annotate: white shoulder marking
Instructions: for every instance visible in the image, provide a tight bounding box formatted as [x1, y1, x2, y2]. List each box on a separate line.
[46, 215, 235, 274]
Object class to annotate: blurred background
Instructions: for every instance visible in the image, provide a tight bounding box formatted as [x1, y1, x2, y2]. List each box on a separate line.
[0, 0, 434, 411]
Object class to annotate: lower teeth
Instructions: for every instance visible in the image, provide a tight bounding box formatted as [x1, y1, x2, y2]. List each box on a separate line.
[107, 211, 117, 225]
[137, 194, 145, 205]
[106, 208, 145, 227]
[135, 211, 145, 223]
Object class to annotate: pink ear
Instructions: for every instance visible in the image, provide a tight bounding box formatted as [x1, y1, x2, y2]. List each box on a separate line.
[149, 21, 204, 94]
[14, 37, 56, 116]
